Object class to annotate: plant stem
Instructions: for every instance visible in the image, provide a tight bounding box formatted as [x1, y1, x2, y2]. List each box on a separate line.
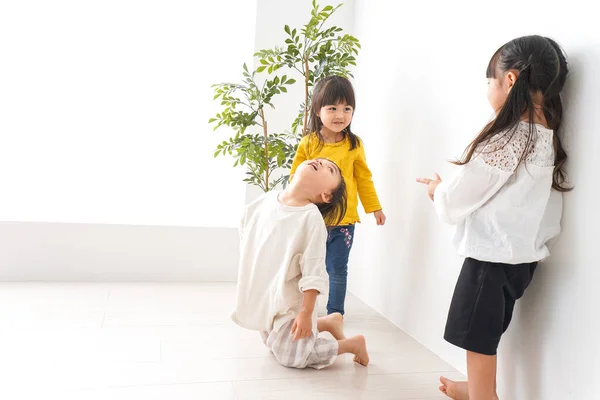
[260, 108, 269, 191]
[303, 54, 310, 135]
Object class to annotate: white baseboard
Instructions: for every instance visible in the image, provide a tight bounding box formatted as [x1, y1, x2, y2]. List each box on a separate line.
[0, 222, 239, 281]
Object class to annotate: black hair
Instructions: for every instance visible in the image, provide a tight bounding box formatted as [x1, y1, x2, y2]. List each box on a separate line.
[456, 35, 571, 192]
[315, 159, 347, 227]
[307, 75, 361, 151]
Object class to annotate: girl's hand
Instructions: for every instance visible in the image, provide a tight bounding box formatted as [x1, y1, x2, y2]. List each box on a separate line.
[291, 311, 312, 341]
[373, 210, 386, 226]
[416, 173, 442, 201]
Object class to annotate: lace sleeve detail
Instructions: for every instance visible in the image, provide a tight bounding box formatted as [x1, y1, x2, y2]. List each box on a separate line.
[476, 124, 553, 172]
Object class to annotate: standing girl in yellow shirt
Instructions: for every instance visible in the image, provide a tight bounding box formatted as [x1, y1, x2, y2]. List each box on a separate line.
[290, 75, 385, 316]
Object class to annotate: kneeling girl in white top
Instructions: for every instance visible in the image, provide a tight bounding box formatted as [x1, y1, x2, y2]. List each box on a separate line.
[232, 158, 369, 369]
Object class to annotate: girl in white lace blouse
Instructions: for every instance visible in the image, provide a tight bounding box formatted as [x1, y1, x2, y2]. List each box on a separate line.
[418, 35, 572, 400]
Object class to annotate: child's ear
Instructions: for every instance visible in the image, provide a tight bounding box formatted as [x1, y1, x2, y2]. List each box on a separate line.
[320, 192, 333, 204]
[506, 70, 518, 91]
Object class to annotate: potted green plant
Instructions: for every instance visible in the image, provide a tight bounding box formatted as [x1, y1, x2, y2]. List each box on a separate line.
[210, 0, 360, 192]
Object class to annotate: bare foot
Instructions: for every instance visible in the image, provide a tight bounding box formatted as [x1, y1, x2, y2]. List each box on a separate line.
[348, 335, 369, 366]
[439, 377, 469, 400]
[317, 312, 345, 340]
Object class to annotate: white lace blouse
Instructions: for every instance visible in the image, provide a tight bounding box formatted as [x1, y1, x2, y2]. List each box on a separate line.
[434, 121, 563, 264]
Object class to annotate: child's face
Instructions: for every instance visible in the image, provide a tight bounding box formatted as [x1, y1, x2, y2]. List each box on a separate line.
[295, 159, 342, 204]
[487, 71, 517, 115]
[487, 78, 507, 115]
[318, 102, 353, 134]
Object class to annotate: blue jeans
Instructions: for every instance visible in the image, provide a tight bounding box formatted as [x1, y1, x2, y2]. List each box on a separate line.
[326, 225, 355, 315]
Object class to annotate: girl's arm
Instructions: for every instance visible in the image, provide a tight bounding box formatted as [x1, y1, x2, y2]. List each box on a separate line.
[289, 136, 310, 179]
[298, 219, 329, 295]
[430, 136, 524, 224]
[354, 141, 383, 214]
[292, 216, 328, 341]
[291, 289, 318, 341]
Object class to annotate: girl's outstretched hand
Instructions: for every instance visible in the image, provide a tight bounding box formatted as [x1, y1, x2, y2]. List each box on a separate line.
[373, 210, 386, 226]
[416, 173, 442, 201]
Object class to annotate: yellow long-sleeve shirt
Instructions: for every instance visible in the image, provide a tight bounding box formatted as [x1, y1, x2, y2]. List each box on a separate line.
[290, 133, 382, 225]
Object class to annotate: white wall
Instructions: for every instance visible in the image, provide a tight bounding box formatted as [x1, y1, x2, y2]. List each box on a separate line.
[349, 0, 598, 398]
[0, 222, 239, 281]
[0, 1, 258, 281]
[0, 1, 254, 227]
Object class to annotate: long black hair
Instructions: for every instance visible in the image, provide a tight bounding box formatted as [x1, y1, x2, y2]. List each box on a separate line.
[315, 159, 347, 227]
[307, 75, 361, 151]
[455, 35, 571, 192]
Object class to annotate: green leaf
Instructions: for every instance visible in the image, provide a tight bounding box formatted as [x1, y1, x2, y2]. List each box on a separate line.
[256, 66, 267, 73]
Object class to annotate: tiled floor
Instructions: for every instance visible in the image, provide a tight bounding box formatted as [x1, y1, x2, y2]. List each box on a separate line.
[0, 283, 463, 399]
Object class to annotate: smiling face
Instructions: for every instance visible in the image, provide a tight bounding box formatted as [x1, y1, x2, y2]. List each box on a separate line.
[318, 102, 354, 135]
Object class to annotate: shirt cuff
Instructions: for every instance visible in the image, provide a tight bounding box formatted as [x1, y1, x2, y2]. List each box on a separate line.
[433, 181, 455, 224]
[298, 274, 328, 295]
[363, 202, 382, 214]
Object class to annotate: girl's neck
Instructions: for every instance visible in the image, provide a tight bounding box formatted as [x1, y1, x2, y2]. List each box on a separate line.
[278, 185, 312, 207]
[320, 127, 344, 143]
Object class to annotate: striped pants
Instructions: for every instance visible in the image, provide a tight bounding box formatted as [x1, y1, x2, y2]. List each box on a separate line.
[260, 319, 338, 369]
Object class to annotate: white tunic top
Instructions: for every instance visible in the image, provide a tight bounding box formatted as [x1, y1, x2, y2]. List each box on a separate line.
[231, 191, 329, 332]
[434, 121, 563, 264]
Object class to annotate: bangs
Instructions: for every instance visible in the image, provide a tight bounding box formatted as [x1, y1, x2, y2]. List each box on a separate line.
[320, 77, 356, 108]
